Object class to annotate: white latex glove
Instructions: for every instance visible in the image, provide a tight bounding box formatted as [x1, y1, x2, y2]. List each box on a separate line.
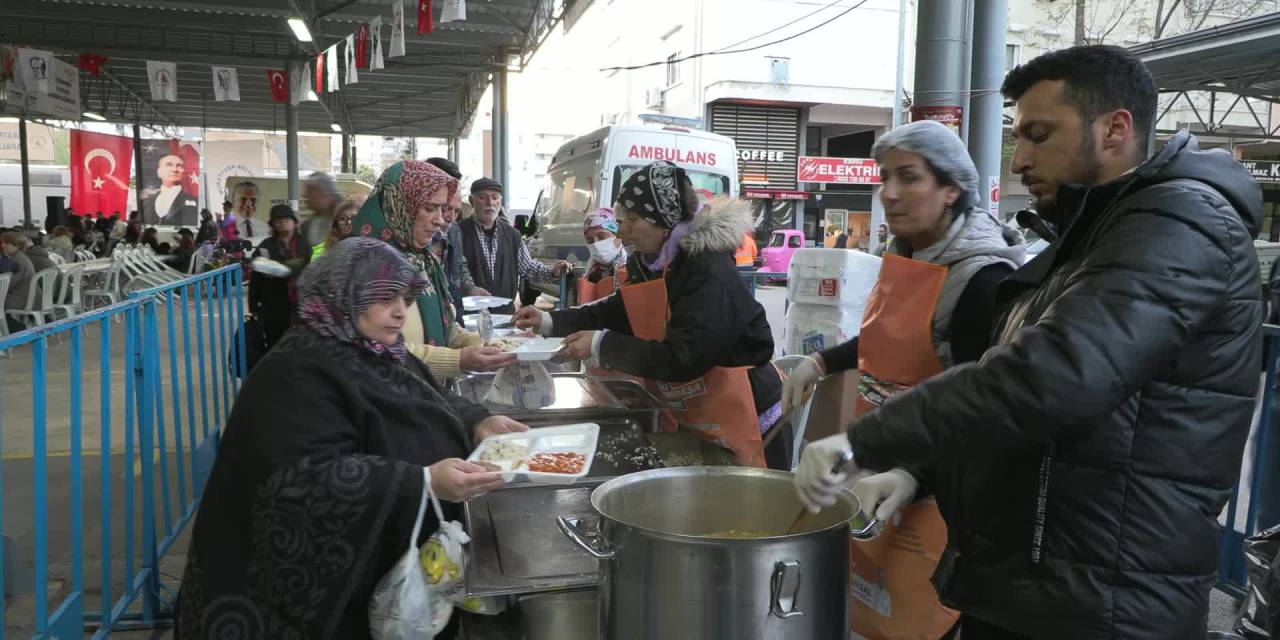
[794, 433, 859, 514]
[851, 468, 919, 523]
[782, 355, 825, 414]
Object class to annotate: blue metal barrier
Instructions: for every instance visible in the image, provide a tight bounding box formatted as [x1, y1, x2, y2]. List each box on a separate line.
[0, 264, 244, 637]
[1218, 324, 1280, 600]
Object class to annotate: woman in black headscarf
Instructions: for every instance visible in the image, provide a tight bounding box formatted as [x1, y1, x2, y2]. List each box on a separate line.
[176, 237, 528, 640]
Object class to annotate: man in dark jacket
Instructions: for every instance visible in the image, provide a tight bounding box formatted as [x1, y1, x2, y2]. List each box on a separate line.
[795, 45, 1263, 639]
[459, 177, 570, 314]
[249, 205, 307, 350]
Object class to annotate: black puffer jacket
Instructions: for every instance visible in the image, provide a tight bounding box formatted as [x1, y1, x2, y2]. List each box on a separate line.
[847, 131, 1263, 639]
[549, 199, 781, 414]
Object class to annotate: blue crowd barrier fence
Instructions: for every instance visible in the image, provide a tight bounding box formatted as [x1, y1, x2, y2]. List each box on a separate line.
[0, 264, 244, 638]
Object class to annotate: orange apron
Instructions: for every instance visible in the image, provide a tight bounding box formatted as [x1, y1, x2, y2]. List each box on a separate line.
[618, 273, 766, 468]
[849, 253, 959, 640]
[575, 266, 627, 305]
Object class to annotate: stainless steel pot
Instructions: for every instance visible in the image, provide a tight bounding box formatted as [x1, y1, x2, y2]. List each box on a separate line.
[556, 466, 874, 640]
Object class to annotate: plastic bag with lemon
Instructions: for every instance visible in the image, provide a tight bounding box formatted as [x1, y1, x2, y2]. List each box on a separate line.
[420, 520, 506, 616]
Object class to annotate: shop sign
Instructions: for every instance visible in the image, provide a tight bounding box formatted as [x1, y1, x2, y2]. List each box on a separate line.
[1243, 159, 1280, 184]
[738, 149, 788, 162]
[744, 189, 806, 200]
[912, 106, 964, 135]
[798, 156, 881, 185]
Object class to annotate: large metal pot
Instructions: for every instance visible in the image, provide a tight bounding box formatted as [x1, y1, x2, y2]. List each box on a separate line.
[556, 466, 874, 640]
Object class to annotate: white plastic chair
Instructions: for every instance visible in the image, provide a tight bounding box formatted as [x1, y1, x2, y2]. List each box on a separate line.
[50, 265, 86, 320]
[47, 252, 65, 266]
[7, 268, 60, 330]
[74, 249, 96, 262]
[83, 260, 123, 310]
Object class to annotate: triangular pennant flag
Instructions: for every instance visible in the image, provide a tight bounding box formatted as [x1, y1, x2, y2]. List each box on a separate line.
[370, 16, 385, 69]
[146, 60, 177, 101]
[441, 0, 466, 22]
[356, 24, 370, 69]
[344, 34, 358, 85]
[291, 61, 316, 104]
[326, 44, 340, 92]
[78, 53, 109, 77]
[266, 69, 288, 103]
[315, 51, 326, 93]
[417, 0, 433, 35]
[390, 0, 406, 58]
[211, 66, 240, 102]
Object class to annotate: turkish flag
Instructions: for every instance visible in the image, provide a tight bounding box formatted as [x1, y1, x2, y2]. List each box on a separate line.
[70, 130, 133, 217]
[356, 24, 370, 68]
[78, 53, 109, 76]
[314, 52, 325, 93]
[171, 139, 202, 201]
[418, 0, 433, 34]
[266, 69, 289, 102]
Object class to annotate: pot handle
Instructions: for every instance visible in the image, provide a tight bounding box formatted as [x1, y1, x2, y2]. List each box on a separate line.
[770, 560, 804, 619]
[556, 516, 617, 560]
[851, 517, 880, 541]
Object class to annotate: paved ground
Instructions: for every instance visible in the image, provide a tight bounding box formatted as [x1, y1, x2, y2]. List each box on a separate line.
[0, 283, 1254, 636]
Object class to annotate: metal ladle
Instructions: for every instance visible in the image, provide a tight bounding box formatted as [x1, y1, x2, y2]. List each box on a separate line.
[787, 449, 879, 540]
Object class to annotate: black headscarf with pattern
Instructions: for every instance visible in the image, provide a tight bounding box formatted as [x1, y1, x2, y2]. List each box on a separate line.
[615, 160, 691, 229]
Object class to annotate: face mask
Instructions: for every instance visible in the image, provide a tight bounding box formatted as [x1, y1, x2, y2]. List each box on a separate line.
[588, 237, 621, 263]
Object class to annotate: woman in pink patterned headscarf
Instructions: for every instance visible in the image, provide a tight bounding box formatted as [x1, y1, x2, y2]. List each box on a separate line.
[578, 207, 628, 303]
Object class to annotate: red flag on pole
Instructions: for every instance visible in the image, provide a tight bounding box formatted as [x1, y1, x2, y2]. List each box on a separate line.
[314, 52, 325, 93]
[70, 130, 134, 216]
[266, 69, 289, 102]
[77, 53, 109, 76]
[418, 0, 433, 35]
[356, 24, 370, 68]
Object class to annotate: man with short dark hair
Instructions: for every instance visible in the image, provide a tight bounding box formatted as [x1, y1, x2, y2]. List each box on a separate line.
[794, 45, 1263, 639]
[141, 153, 199, 226]
[458, 177, 570, 313]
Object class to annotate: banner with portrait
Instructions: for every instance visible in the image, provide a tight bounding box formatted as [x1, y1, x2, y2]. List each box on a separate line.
[139, 138, 202, 227]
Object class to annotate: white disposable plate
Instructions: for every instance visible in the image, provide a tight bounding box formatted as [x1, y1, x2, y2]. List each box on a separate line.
[463, 296, 513, 311]
[512, 337, 565, 362]
[463, 313, 513, 330]
[468, 422, 599, 485]
[251, 257, 291, 278]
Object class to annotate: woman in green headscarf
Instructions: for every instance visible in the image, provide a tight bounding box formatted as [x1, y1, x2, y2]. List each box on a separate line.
[351, 160, 515, 377]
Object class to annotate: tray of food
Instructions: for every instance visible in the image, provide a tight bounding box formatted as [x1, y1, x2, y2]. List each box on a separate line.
[463, 313, 513, 330]
[470, 423, 599, 484]
[511, 337, 564, 362]
[463, 295, 513, 311]
[485, 332, 534, 351]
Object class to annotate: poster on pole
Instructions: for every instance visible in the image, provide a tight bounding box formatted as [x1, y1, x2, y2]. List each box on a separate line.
[5, 50, 81, 120]
[911, 106, 963, 136]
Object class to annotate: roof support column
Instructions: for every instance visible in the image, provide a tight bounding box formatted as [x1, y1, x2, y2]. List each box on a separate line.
[133, 123, 145, 223]
[19, 116, 32, 229]
[448, 136, 460, 166]
[341, 133, 352, 174]
[969, 0, 1007, 214]
[286, 67, 300, 211]
[491, 64, 509, 190]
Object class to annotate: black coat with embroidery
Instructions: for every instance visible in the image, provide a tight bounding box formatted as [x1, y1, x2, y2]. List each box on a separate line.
[847, 132, 1264, 639]
[176, 327, 487, 640]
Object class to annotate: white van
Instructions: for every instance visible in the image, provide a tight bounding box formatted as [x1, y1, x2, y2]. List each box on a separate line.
[527, 125, 739, 269]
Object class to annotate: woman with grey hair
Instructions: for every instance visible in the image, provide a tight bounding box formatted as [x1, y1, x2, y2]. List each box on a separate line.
[784, 119, 1024, 640]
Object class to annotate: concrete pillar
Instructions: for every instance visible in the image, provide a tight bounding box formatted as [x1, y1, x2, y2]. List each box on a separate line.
[969, 0, 1007, 213]
[341, 133, 352, 173]
[913, 0, 971, 137]
[19, 117, 32, 228]
[892, 0, 909, 129]
[132, 123, 144, 220]
[448, 136, 460, 165]
[491, 65, 509, 188]
[285, 67, 300, 211]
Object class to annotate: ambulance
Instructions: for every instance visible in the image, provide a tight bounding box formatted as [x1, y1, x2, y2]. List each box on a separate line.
[527, 125, 739, 273]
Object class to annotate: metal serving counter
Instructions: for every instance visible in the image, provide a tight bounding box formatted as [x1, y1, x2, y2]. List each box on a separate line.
[456, 373, 666, 433]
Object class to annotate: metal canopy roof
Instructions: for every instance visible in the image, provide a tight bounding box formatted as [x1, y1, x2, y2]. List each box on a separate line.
[1, 0, 557, 137]
[1130, 12, 1280, 103]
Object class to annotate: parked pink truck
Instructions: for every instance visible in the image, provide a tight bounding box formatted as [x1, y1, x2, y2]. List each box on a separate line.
[757, 229, 806, 274]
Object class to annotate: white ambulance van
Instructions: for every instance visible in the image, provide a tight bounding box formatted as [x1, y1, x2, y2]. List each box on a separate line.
[527, 125, 739, 272]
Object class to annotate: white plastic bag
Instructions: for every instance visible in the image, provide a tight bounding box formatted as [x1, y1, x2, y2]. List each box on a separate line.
[420, 499, 507, 616]
[369, 466, 447, 640]
[484, 362, 555, 408]
[785, 303, 864, 356]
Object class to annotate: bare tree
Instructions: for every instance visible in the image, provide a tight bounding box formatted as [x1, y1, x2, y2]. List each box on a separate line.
[1075, 0, 1088, 44]
[1152, 0, 1277, 39]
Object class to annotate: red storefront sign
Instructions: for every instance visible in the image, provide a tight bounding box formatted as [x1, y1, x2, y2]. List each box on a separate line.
[911, 106, 964, 135]
[744, 188, 807, 200]
[797, 156, 881, 185]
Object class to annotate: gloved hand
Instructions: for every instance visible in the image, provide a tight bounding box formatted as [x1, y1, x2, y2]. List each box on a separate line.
[851, 468, 919, 523]
[781, 355, 825, 414]
[794, 433, 859, 513]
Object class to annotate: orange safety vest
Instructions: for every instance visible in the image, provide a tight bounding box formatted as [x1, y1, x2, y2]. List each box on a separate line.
[734, 234, 757, 267]
[848, 253, 959, 640]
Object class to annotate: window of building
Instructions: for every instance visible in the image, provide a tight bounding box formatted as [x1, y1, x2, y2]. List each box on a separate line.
[666, 52, 681, 87]
[1006, 44, 1021, 72]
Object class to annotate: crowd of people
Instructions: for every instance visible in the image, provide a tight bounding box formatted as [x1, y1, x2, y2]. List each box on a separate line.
[117, 43, 1266, 640]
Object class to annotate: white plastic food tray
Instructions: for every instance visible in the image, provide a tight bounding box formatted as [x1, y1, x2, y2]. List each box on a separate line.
[468, 423, 599, 485]
[512, 337, 564, 362]
[463, 296, 513, 311]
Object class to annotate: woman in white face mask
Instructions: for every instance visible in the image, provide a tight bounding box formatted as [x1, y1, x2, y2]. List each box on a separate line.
[577, 207, 628, 304]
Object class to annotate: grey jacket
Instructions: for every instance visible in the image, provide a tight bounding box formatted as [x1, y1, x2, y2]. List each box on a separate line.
[849, 131, 1263, 639]
[3, 250, 35, 311]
